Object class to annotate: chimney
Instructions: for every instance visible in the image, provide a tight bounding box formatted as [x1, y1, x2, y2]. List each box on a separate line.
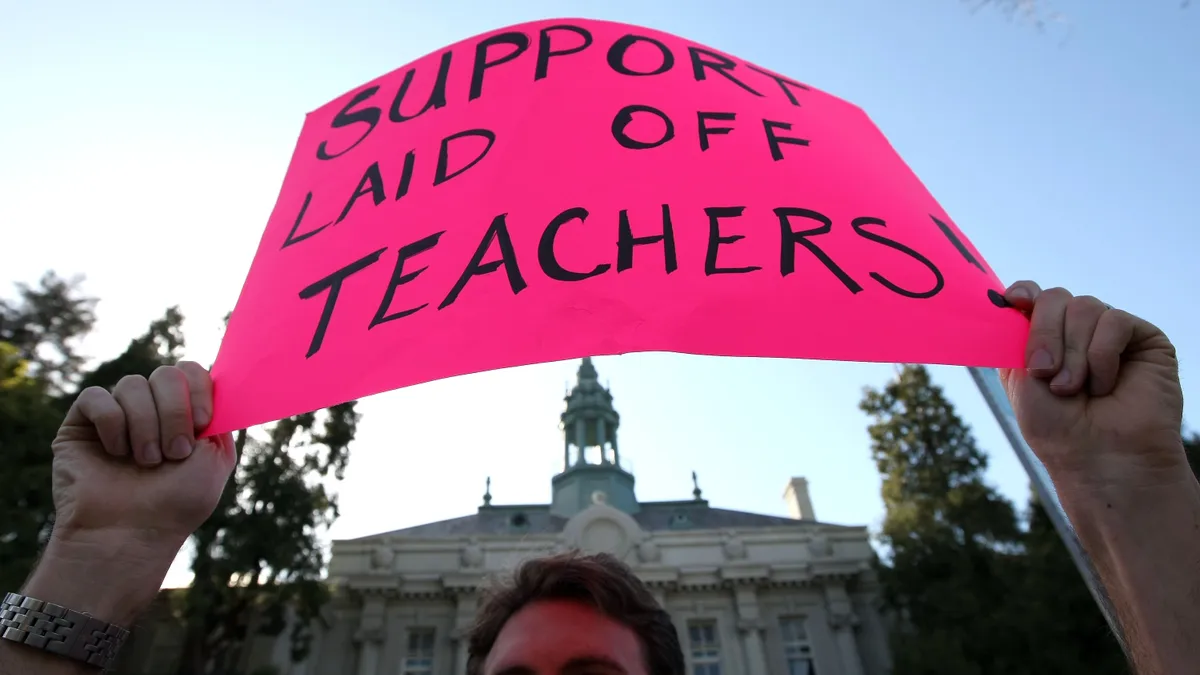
[783, 477, 816, 521]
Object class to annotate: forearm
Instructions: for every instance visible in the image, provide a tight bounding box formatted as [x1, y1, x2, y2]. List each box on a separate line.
[1055, 451, 1200, 674]
[0, 534, 175, 675]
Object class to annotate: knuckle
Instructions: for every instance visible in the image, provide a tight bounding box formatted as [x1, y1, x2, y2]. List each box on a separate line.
[1067, 295, 1104, 315]
[149, 364, 185, 387]
[1095, 310, 1121, 331]
[113, 374, 148, 395]
[178, 361, 213, 396]
[1155, 322, 1173, 345]
[117, 401, 157, 436]
[150, 368, 192, 421]
[92, 406, 126, 432]
[1112, 308, 1137, 326]
[1161, 341, 1179, 364]
[77, 385, 110, 405]
[74, 387, 123, 429]
[1041, 286, 1072, 301]
[1063, 298, 1106, 349]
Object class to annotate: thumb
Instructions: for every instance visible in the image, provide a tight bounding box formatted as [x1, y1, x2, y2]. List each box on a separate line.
[192, 431, 238, 481]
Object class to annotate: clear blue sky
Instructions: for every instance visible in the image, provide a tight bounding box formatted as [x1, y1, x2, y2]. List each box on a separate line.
[2, 1, 1196, 584]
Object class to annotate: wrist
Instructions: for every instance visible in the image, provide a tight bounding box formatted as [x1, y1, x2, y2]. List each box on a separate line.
[1051, 448, 1199, 542]
[19, 530, 182, 626]
[1043, 436, 1190, 496]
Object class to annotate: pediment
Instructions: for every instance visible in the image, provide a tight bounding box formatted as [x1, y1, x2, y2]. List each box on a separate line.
[561, 502, 646, 559]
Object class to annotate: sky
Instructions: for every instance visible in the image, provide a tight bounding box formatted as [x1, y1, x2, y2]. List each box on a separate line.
[2, 0, 1196, 588]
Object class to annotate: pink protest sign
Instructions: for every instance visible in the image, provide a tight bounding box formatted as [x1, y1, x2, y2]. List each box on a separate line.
[207, 17, 1028, 435]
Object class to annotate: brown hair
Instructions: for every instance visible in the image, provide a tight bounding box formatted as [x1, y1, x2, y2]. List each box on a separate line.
[465, 551, 684, 675]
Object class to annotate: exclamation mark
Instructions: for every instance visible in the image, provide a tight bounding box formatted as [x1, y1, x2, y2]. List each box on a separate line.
[930, 215, 1010, 308]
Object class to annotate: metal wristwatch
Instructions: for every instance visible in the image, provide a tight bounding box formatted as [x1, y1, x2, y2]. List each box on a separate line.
[0, 592, 130, 670]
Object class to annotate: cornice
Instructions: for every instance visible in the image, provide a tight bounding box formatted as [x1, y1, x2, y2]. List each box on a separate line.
[338, 558, 870, 598]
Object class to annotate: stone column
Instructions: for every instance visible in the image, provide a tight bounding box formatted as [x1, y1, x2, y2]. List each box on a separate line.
[824, 585, 864, 675]
[354, 635, 381, 675]
[450, 630, 470, 675]
[830, 614, 864, 675]
[450, 592, 479, 675]
[354, 594, 386, 675]
[733, 587, 768, 675]
[737, 619, 768, 675]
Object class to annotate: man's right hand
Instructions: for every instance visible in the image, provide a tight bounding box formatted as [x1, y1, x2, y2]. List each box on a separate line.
[49, 362, 236, 560]
[999, 281, 1187, 487]
[999, 281, 1198, 674]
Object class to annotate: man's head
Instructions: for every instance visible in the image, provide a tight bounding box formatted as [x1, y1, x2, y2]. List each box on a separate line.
[466, 552, 684, 675]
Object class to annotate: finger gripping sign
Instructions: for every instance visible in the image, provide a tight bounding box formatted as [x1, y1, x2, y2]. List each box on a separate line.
[206, 18, 1028, 435]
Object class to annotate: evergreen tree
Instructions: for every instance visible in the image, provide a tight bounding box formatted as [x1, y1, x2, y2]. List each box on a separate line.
[177, 402, 360, 675]
[0, 272, 97, 394]
[0, 341, 62, 591]
[861, 365, 1024, 674]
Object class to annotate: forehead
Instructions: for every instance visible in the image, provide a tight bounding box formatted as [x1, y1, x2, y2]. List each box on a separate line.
[483, 599, 647, 675]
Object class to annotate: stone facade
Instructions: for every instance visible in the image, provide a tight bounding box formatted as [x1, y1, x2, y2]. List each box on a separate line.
[116, 359, 891, 675]
[310, 503, 891, 675]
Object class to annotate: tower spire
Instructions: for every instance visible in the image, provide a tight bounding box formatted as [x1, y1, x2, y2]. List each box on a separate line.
[560, 357, 621, 469]
[552, 357, 639, 517]
[578, 356, 598, 383]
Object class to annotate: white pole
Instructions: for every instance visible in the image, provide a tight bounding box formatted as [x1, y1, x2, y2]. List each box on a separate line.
[966, 366, 1126, 653]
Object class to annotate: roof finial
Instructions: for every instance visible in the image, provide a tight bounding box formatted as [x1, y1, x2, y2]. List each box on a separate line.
[577, 357, 599, 383]
[692, 471, 703, 501]
[483, 476, 492, 506]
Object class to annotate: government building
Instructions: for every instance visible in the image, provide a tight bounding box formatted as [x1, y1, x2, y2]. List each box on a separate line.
[119, 359, 891, 675]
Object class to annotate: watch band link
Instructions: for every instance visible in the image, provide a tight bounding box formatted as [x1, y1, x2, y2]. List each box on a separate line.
[0, 592, 130, 670]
